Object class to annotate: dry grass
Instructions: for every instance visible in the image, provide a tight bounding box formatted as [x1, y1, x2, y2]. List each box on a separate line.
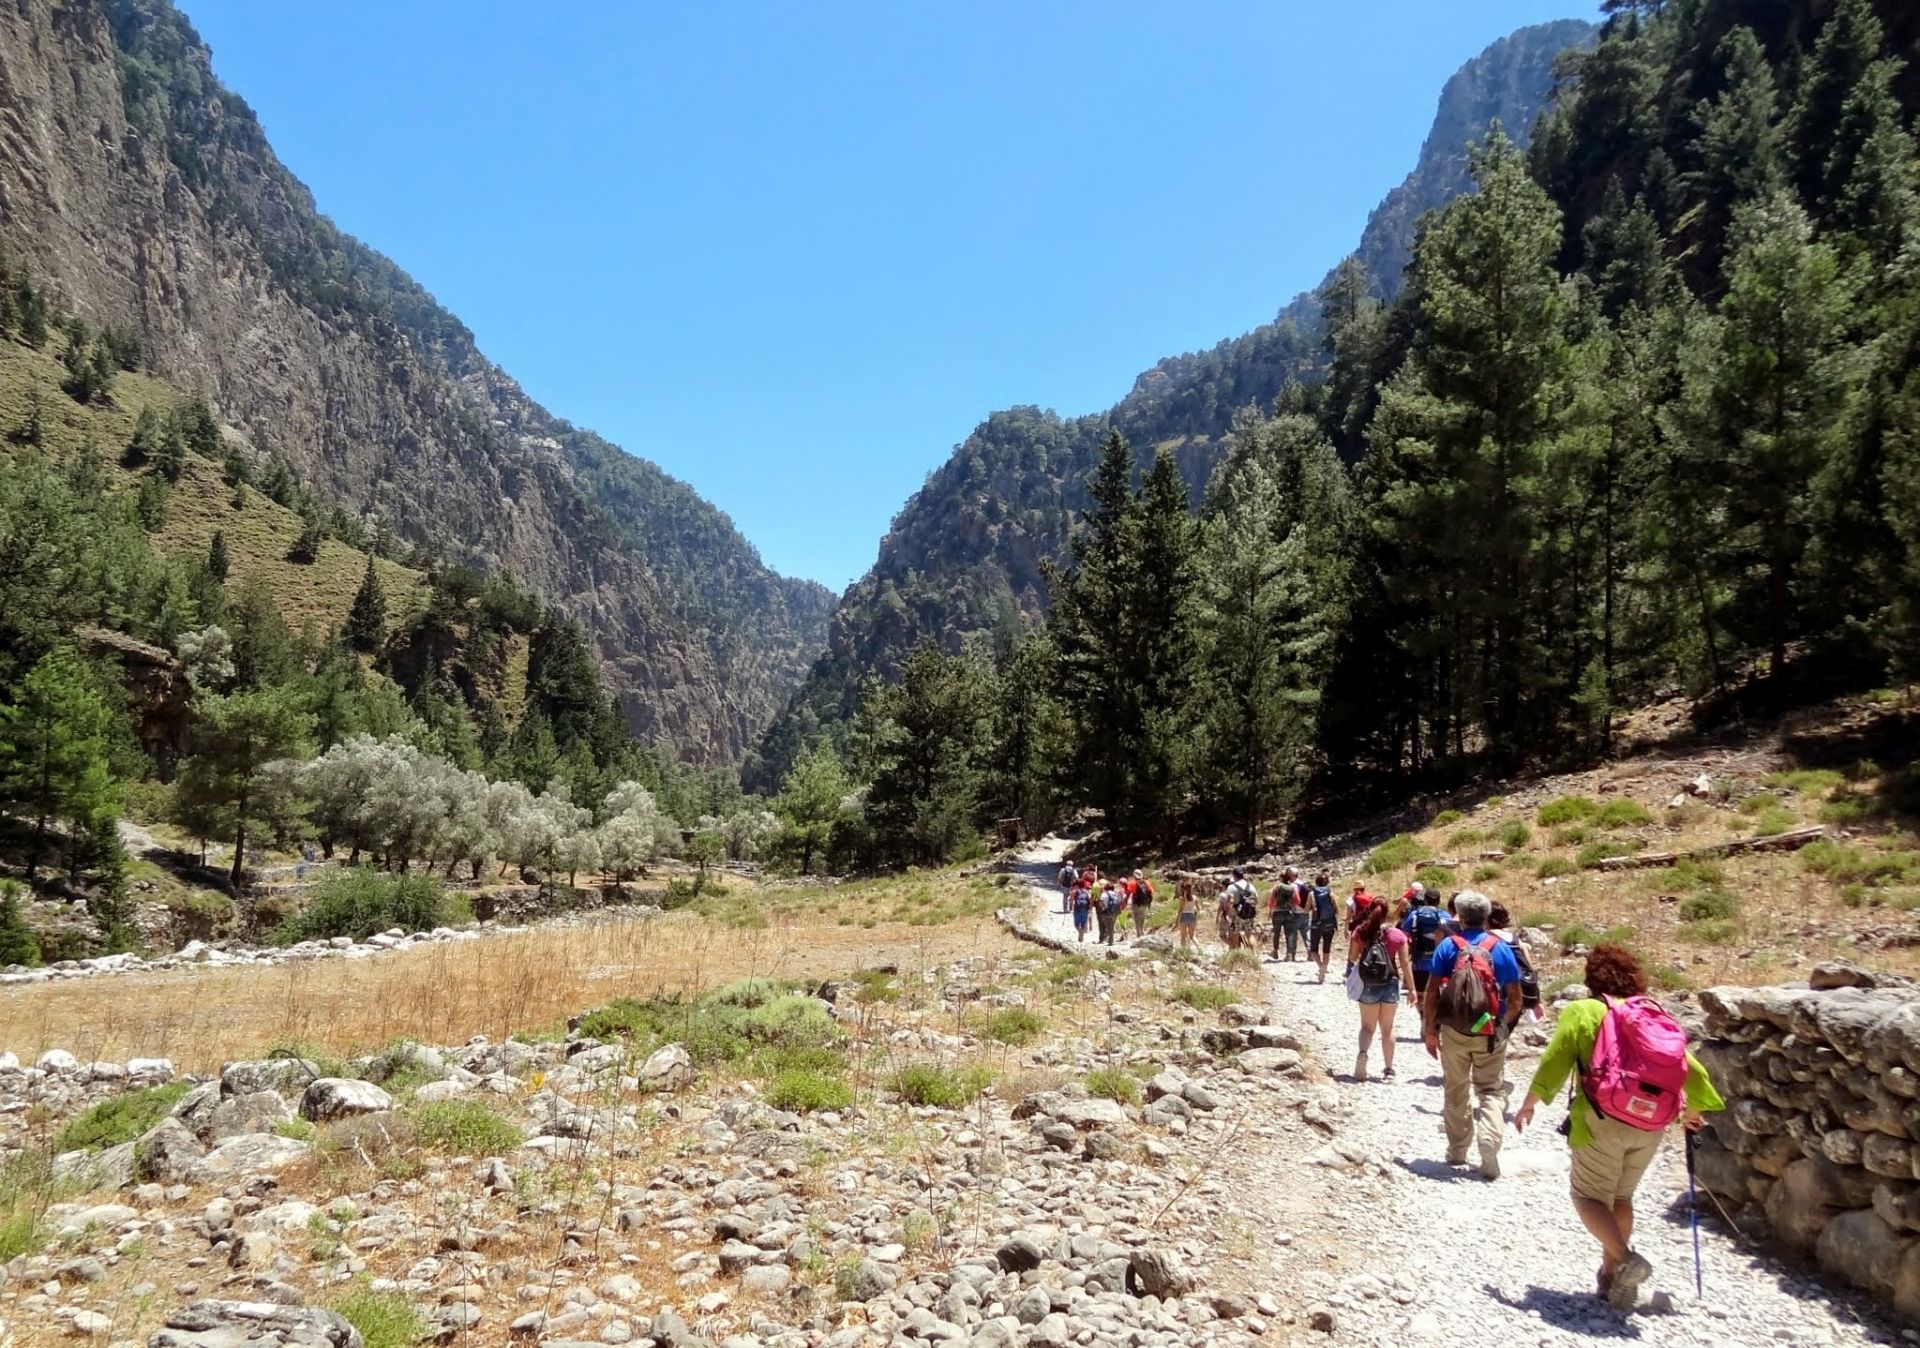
[0, 903, 1011, 1072]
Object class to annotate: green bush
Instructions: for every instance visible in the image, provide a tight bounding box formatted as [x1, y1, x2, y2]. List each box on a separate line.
[1802, 842, 1919, 887]
[893, 1063, 992, 1108]
[52, 1082, 191, 1153]
[706, 977, 797, 1008]
[1430, 809, 1465, 828]
[982, 1007, 1045, 1046]
[1595, 799, 1654, 828]
[765, 1069, 853, 1113]
[275, 871, 470, 944]
[1679, 890, 1738, 922]
[1414, 865, 1454, 892]
[1535, 856, 1577, 879]
[1083, 1067, 1141, 1104]
[1536, 796, 1599, 827]
[1747, 805, 1796, 837]
[1650, 964, 1695, 991]
[1363, 833, 1422, 873]
[1764, 769, 1844, 795]
[1550, 825, 1593, 847]
[0, 1149, 62, 1260]
[575, 987, 844, 1072]
[1471, 864, 1503, 882]
[1495, 820, 1532, 851]
[1170, 983, 1237, 1010]
[1577, 839, 1636, 867]
[1820, 793, 1877, 826]
[408, 1100, 521, 1155]
[1447, 827, 1485, 849]
[331, 1288, 424, 1348]
[1679, 918, 1738, 945]
[1557, 922, 1637, 951]
[0, 884, 41, 968]
[1517, 910, 1557, 929]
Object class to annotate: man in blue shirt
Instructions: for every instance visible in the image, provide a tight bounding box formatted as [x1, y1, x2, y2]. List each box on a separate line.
[1398, 883, 1450, 996]
[1420, 891, 1524, 1180]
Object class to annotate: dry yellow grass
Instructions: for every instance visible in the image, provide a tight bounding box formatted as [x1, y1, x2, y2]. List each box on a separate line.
[0, 906, 1014, 1071]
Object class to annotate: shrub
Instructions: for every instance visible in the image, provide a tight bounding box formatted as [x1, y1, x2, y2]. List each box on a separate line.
[1556, 921, 1634, 950]
[1535, 856, 1577, 879]
[1083, 1067, 1141, 1104]
[765, 1069, 853, 1113]
[1517, 910, 1557, 929]
[1430, 809, 1465, 828]
[1537, 796, 1599, 827]
[1650, 964, 1695, 992]
[1447, 827, 1485, 849]
[1577, 839, 1636, 867]
[1679, 919, 1738, 945]
[0, 884, 41, 968]
[275, 1118, 317, 1141]
[1801, 842, 1919, 887]
[1495, 820, 1532, 851]
[1764, 769, 1844, 795]
[982, 1008, 1045, 1046]
[0, 1149, 61, 1260]
[1220, 948, 1262, 972]
[1679, 890, 1737, 922]
[408, 1100, 521, 1155]
[1550, 825, 1593, 847]
[1736, 793, 1780, 816]
[1363, 833, 1421, 873]
[52, 1082, 191, 1153]
[1414, 865, 1454, 893]
[1820, 793, 1877, 826]
[706, 977, 796, 1008]
[1668, 858, 1726, 890]
[1595, 799, 1654, 828]
[276, 871, 469, 943]
[331, 1289, 425, 1348]
[1170, 983, 1237, 1010]
[1471, 864, 1503, 882]
[893, 1063, 991, 1108]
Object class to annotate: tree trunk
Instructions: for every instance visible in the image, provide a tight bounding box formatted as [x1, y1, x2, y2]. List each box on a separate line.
[229, 822, 247, 891]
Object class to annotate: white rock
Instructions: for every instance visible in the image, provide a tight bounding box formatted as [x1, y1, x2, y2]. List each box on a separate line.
[300, 1077, 394, 1121]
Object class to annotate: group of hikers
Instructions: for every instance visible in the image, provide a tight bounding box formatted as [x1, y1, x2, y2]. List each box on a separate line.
[1051, 859, 1726, 1312]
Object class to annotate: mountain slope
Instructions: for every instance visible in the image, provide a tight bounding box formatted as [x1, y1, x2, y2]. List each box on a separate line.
[0, 0, 831, 764]
[748, 17, 1595, 788]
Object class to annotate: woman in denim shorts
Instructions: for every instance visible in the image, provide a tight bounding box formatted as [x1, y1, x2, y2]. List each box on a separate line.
[1346, 901, 1415, 1081]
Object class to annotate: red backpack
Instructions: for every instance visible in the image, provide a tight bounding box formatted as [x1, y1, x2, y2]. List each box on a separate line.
[1582, 996, 1689, 1131]
[1436, 933, 1501, 1034]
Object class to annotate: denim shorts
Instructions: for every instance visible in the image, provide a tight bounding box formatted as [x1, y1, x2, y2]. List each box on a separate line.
[1357, 976, 1402, 1004]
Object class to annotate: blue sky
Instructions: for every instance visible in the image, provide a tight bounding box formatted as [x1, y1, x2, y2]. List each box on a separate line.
[180, 1, 1589, 592]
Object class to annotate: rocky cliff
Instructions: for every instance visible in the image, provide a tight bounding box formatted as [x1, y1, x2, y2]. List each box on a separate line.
[0, 0, 832, 764]
[748, 18, 1595, 788]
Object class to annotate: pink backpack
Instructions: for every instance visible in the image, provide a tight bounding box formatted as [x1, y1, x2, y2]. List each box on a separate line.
[1582, 996, 1689, 1131]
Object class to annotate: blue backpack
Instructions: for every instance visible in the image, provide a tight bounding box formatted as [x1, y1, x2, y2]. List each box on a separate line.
[1405, 905, 1447, 963]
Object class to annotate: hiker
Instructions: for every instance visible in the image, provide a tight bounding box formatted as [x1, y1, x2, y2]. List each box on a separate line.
[1214, 879, 1234, 946]
[1224, 868, 1259, 950]
[1285, 869, 1311, 959]
[1487, 902, 1543, 1021]
[1176, 877, 1199, 950]
[1420, 890, 1525, 1180]
[1345, 896, 1416, 1081]
[1307, 872, 1338, 983]
[1129, 869, 1154, 938]
[1071, 880, 1093, 943]
[1058, 860, 1078, 914]
[1267, 867, 1301, 961]
[1097, 879, 1123, 947]
[1345, 883, 1378, 935]
[1399, 884, 1450, 996]
[1512, 944, 1724, 1310]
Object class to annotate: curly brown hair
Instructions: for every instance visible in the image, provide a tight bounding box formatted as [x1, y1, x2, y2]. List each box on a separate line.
[1584, 944, 1647, 999]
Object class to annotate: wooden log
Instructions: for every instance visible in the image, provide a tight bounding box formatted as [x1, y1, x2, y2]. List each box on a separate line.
[1589, 825, 1827, 871]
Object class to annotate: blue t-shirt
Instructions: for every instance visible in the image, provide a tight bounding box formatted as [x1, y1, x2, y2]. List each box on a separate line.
[1398, 905, 1449, 972]
[1426, 928, 1524, 1009]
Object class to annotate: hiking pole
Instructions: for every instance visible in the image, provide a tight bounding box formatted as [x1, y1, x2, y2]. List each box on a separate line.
[1685, 1128, 1704, 1298]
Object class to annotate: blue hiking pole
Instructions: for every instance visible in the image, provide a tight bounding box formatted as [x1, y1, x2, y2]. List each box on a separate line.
[1685, 1128, 1704, 1298]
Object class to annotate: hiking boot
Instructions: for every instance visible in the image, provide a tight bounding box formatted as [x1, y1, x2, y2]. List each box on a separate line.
[1607, 1252, 1651, 1310]
[1381, 1064, 1396, 1079]
[1480, 1153, 1501, 1181]
[1353, 1053, 1368, 1082]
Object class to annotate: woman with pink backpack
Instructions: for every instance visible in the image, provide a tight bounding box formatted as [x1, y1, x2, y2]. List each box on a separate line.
[1511, 945, 1723, 1312]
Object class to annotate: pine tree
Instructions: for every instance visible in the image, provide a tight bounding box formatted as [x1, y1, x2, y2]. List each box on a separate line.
[154, 424, 186, 483]
[15, 278, 46, 347]
[1786, 0, 1885, 212]
[173, 686, 313, 890]
[0, 648, 118, 880]
[207, 530, 230, 582]
[1689, 27, 1782, 269]
[125, 406, 161, 467]
[346, 557, 387, 653]
[774, 743, 852, 875]
[0, 883, 41, 968]
[287, 517, 325, 564]
[855, 642, 990, 866]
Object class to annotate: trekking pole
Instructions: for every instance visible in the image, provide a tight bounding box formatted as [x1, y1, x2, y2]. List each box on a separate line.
[1685, 1128, 1704, 1298]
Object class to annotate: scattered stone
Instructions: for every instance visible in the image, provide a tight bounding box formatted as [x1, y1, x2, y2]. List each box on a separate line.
[299, 1078, 393, 1121]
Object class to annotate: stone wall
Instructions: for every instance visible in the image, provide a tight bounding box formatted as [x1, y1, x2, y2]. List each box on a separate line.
[1693, 971, 1920, 1321]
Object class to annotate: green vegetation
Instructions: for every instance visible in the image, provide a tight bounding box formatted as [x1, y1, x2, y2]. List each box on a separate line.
[1537, 796, 1599, 827]
[51, 1081, 191, 1154]
[1596, 799, 1653, 828]
[1083, 1067, 1142, 1104]
[1679, 890, 1739, 922]
[574, 984, 843, 1077]
[1577, 839, 1636, 867]
[330, 1288, 425, 1348]
[1679, 919, 1739, 946]
[0, 1149, 64, 1260]
[1471, 864, 1503, 882]
[1414, 865, 1454, 892]
[1446, 827, 1484, 849]
[1494, 820, 1532, 852]
[1801, 841, 1920, 887]
[1764, 768, 1845, 794]
[275, 871, 470, 944]
[1517, 910, 1557, 929]
[981, 1007, 1045, 1046]
[407, 1100, 522, 1156]
[1430, 809, 1465, 828]
[1557, 921, 1637, 952]
[1170, 983, 1237, 1010]
[1363, 833, 1422, 874]
[765, 1069, 854, 1113]
[1534, 856, 1577, 879]
[892, 1063, 992, 1108]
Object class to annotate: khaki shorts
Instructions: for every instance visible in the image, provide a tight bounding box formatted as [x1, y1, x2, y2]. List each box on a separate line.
[1570, 1111, 1662, 1205]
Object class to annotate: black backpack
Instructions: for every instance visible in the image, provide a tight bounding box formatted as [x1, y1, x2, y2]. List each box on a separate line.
[1509, 938, 1541, 1011]
[1357, 933, 1394, 987]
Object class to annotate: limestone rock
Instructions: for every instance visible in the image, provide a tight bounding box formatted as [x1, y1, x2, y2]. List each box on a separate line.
[638, 1043, 696, 1092]
[299, 1078, 393, 1121]
[1126, 1248, 1195, 1299]
[147, 1299, 361, 1347]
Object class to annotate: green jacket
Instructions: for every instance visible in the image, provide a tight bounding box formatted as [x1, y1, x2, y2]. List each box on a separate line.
[1525, 998, 1724, 1148]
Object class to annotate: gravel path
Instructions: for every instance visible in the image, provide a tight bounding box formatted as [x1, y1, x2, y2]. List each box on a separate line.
[1010, 834, 1905, 1346]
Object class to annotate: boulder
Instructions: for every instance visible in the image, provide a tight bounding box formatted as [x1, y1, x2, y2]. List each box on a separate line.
[1246, 1025, 1301, 1051]
[53, 1142, 134, 1190]
[135, 1118, 207, 1183]
[1047, 1097, 1127, 1130]
[220, 1059, 322, 1098]
[1874, 1181, 1920, 1234]
[837, 1257, 897, 1301]
[36, 1048, 78, 1072]
[192, 1133, 312, 1182]
[638, 1044, 695, 1092]
[300, 1078, 393, 1122]
[994, 1236, 1044, 1273]
[206, 1091, 294, 1142]
[1810, 960, 1879, 991]
[1126, 1249, 1195, 1299]
[148, 1299, 362, 1347]
[1237, 1046, 1303, 1075]
[1816, 1209, 1911, 1298]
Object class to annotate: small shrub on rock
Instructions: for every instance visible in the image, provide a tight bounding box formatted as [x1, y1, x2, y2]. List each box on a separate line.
[1170, 983, 1236, 1010]
[1495, 820, 1532, 851]
[1596, 799, 1653, 827]
[51, 1082, 190, 1154]
[765, 1069, 853, 1113]
[1535, 856, 1577, 879]
[1536, 796, 1599, 827]
[893, 1063, 991, 1108]
[1363, 833, 1421, 873]
[331, 1288, 424, 1348]
[1430, 809, 1465, 828]
[408, 1100, 521, 1156]
[275, 871, 469, 944]
[1083, 1067, 1140, 1104]
[982, 1007, 1044, 1046]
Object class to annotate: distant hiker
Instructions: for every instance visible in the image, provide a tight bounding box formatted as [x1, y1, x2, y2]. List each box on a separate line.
[1071, 881, 1092, 943]
[1487, 902, 1543, 1020]
[1420, 890, 1524, 1180]
[1176, 878, 1199, 950]
[1130, 869, 1154, 938]
[1345, 883, 1379, 935]
[1214, 879, 1234, 945]
[1225, 869, 1259, 950]
[1285, 869, 1311, 959]
[1307, 873, 1338, 983]
[1398, 885, 1450, 996]
[1267, 867, 1303, 961]
[1345, 896, 1416, 1081]
[1097, 879, 1123, 947]
[1058, 861, 1078, 914]
[1512, 944, 1723, 1310]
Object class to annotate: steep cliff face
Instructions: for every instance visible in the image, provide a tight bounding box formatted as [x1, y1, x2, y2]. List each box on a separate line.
[749, 18, 1595, 787]
[0, 0, 831, 763]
